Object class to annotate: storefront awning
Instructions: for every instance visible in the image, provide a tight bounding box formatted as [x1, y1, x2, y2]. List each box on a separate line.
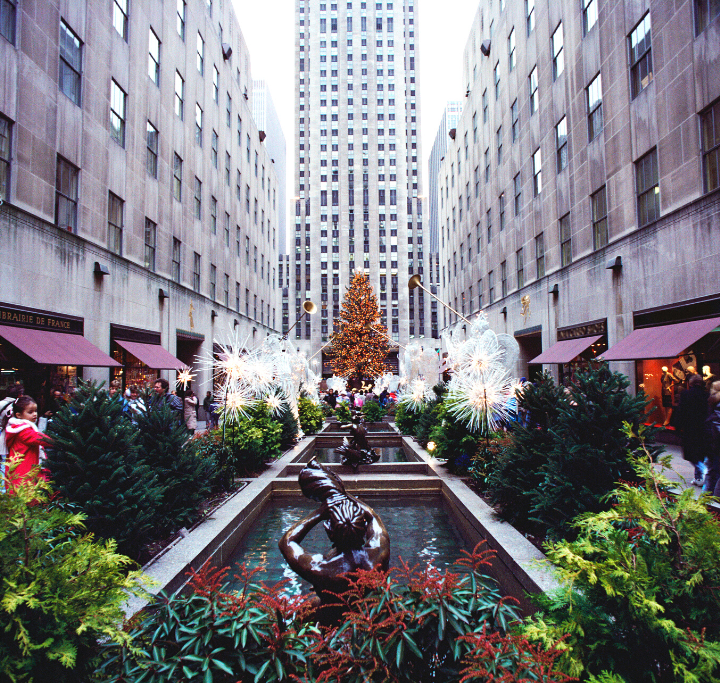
[600, 317, 720, 361]
[114, 340, 186, 370]
[0, 325, 121, 366]
[529, 335, 603, 364]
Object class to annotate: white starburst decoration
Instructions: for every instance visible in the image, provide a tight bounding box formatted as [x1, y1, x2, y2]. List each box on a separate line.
[176, 366, 195, 390]
[445, 366, 515, 433]
[397, 377, 435, 413]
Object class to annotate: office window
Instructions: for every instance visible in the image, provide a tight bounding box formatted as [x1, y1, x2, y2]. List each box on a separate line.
[110, 80, 126, 146]
[174, 71, 184, 119]
[194, 177, 202, 218]
[508, 27, 516, 71]
[195, 104, 203, 145]
[213, 65, 219, 102]
[499, 192, 505, 231]
[225, 152, 231, 185]
[701, 98, 720, 193]
[173, 153, 182, 200]
[559, 213, 571, 266]
[591, 185, 608, 249]
[176, 0, 185, 39]
[532, 147, 542, 195]
[211, 130, 218, 167]
[696, 0, 720, 33]
[60, 20, 82, 105]
[146, 121, 158, 177]
[226, 93, 232, 127]
[485, 148, 490, 181]
[197, 32, 204, 74]
[210, 196, 217, 233]
[583, 0, 598, 34]
[529, 66, 538, 115]
[55, 156, 78, 233]
[224, 274, 229, 307]
[556, 116, 568, 171]
[488, 270, 495, 304]
[500, 261, 508, 298]
[587, 73, 603, 140]
[193, 252, 201, 292]
[236, 282, 240, 311]
[209, 265, 216, 300]
[148, 28, 160, 85]
[636, 147, 659, 226]
[514, 173, 522, 215]
[629, 14, 652, 98]
[511, 99, 519, 142]
[552, 23, 564, 79]
[224, 212, 230, 246]
[0, 0, 16, 44]
[144, 218, 156, 271]
[482, 89, 488, 123]
[107, 192, 123, 255]
[526, 0, 535, 34]
[113, 0, 128, 40]
[496, 126, 502, 163]
[516, 248, 524, 288]
[0, 115, 10, 201]
[494, 61, 500, 99]
[535, 232, 545, 278]
[172, 238, 181, 282]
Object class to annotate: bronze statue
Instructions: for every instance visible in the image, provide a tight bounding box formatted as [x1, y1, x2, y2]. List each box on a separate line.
[335, 408, 380, 470]
[279, 458, 390, 618]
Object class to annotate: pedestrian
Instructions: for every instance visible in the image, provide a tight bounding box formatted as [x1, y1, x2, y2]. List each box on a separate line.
[125, 385, 144, 423]
[0, 396, 15, 492]
[203, 391, 216, 428]
[2, 395, 50, 493]
[324, 388, 337, 409]
[355, 391, 365, 409]
[151, 378, 184, 423]
[184, 388, 198, 434]
[672, 373, 709, 486]
[703, 381, 720, 495]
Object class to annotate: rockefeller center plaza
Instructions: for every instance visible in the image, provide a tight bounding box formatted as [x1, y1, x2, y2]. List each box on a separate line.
[1, 0, 720, 681]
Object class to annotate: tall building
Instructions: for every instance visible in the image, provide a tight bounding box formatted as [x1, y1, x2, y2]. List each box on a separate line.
[253, 79, 287, 254]
[438, 0, 720, 417]
[292, 0, 429, 365]
[428, 101, 462, 254]
[0, 0, 280, 400]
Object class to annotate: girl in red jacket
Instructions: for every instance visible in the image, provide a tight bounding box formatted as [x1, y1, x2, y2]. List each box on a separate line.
[3, 395, 49, 492]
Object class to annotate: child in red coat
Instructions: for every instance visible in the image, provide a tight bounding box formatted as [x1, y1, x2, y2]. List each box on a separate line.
[3, 395, 49, 492]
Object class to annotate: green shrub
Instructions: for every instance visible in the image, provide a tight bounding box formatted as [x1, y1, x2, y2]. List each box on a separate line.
[334, 401, 352, 424]
[428, 403, 481, 473]
[135, 401, 215, 535]
[275, 400, 300, 447]
[45, 381, 162, 557]
[320, 400, 335, 417]
[0, 470, 145, 682]
[298, 394, 324, 434]
[223, 402, 284, 473]
[394, 401, 422, 435]
[523, 428, 720, 682]
[489, 364, 659, 540]
[97, 546, 570, 682]
[361, 398, 386, 422]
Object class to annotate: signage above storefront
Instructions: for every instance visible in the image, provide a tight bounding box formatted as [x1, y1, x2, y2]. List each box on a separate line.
[557, 319, 607, 341]
[0, 303, 83, 335]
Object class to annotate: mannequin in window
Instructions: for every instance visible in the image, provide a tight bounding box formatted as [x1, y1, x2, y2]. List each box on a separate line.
[661, 366, 676, 426]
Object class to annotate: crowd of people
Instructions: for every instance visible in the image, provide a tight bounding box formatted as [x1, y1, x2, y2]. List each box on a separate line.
[322, 387, 396, 410]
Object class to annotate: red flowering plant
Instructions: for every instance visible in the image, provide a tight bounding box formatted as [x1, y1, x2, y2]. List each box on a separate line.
[96, 544, 571, 682]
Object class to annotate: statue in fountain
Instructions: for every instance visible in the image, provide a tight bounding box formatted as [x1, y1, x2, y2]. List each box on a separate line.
[279, 458, 390, 619]
[335, 408, 380, 471]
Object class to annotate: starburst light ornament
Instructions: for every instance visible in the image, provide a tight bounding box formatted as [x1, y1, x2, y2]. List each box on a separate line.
[445, 366, 516, 433]
[176, 366, 195, 390]
[327, 375, 346, 394]
[398, 377, 435, 413]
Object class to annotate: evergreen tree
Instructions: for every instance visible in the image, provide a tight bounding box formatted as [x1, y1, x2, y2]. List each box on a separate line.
[45, 381, 162, 558]
[135, 400, 214, 535]
[275, 400, 299, 448]
[488, 372, 569, 532]
[330, 272, 389, 382]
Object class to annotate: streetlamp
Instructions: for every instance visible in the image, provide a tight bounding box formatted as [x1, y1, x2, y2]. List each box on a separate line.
[283, 300, 317, 339]
[408, 273, 473, 326]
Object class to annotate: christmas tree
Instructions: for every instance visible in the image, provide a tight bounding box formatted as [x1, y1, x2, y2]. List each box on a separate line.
[330, 271, 390, 382]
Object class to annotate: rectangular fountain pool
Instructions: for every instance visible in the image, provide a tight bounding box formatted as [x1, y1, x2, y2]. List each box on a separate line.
[223, 495, 471, 596]
[313, 446, 409, 463]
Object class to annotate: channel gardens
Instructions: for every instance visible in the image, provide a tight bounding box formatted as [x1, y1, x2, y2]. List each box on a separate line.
[2, 270, 719, 683]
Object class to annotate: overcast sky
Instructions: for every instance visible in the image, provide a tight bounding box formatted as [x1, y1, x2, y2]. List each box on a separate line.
[231, 0, 480, 227]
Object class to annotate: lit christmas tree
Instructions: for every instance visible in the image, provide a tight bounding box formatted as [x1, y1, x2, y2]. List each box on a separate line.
[330, 272, 390, 383]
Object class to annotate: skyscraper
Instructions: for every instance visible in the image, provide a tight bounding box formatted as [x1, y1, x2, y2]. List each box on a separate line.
[292, 0, 428, 364]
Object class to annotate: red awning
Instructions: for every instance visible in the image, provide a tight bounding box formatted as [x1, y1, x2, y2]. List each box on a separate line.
[0, 325, 121, 366]
[600, 317, 720, 361]
[115, 340, 186, 370]
[529, 335, 603, 364]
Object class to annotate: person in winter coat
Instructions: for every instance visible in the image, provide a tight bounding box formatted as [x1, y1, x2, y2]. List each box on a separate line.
[704, 381, 720, 495]
[3, 395, 50, 492]
[184, 389, 198, 433]
[673, 373, 710, 486]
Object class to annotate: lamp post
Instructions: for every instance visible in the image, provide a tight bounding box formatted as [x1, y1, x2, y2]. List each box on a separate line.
[283, 300, 317, 339]
[408, 273, 473, 326]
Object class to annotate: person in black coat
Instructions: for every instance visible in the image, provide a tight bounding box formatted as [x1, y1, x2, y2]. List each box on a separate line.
[673, 373, 709, 486]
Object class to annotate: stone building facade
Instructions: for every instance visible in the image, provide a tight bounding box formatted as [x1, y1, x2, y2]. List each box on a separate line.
[0, 0, 281, 400]
[437, 0, 720, 413]
[290, 0, 430, 361]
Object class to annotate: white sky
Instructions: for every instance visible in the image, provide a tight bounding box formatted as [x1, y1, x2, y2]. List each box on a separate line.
[232, 0, 480, 235]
